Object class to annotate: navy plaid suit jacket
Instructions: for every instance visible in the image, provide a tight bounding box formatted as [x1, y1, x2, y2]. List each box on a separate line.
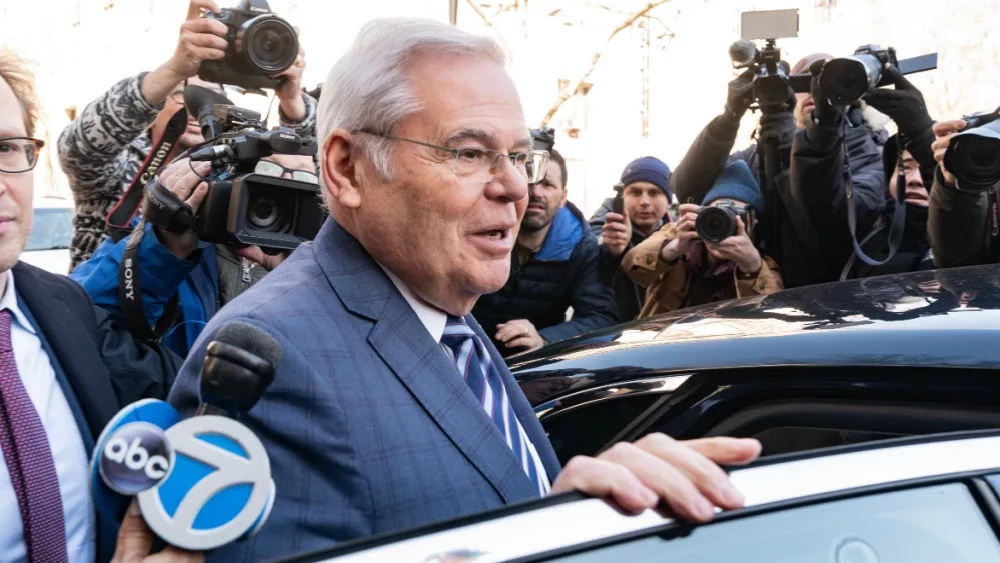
[168, 219, 563, 562]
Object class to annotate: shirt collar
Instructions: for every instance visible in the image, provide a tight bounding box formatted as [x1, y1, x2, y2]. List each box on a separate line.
[0, 271, 35, 335]
[377, 264, 448, 343]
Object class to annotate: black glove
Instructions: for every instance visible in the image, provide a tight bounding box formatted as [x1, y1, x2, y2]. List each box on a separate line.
[865, 64, 934, 142]
[809, 59, 840, 125]
[725, 69, 755, 119]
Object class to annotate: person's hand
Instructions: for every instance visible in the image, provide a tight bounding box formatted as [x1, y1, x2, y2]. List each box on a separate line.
[274, 44, 307, 121]
[163, 1, 228, 81]
[725, 69, 755, 119]
[153, 158, 210, 259]
[550, 434, 761, 522]
[808, 59, 839, 125]
[495, 319, 545, 352]
[865, 64, 933, 141]
[601, 212, 632, 257]
[704, 216, 762, 274]
[233, 246, 291, 272]
[932, 119, 967, 189]
[112, 500, 203, 563]
[660, 203, 700, 263]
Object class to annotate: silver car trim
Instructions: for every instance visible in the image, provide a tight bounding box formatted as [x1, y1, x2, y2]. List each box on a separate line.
[532, 375, 691, 420]
[321, 434, 1000, 563]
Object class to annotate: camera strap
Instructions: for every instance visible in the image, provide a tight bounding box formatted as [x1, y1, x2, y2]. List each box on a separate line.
[106, 108, 188, 243]
[845, 124, 906, 268]
[986, 187, 1000, 263]
[118, 219, 181, 341]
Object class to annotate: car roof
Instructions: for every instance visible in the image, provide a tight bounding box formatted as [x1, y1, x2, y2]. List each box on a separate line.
[276, 430, 1000, 563]
[509, 265, 1000, 381]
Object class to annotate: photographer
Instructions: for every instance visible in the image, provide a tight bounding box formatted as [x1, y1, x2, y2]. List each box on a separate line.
[622, 161, 781, 318]
[670, 53, 885, 288]
[70, 153, 317, 357]
[473, 149, 618, 356]
[58, 0, 315, 271]
[588, 156, 673, 322]
[927, 118, 995, 268]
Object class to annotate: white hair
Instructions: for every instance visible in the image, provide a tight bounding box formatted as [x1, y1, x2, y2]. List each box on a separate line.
[317, 18, 507, 186]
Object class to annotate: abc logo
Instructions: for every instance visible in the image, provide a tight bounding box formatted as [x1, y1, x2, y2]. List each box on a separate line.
[99, 422, 174, 495]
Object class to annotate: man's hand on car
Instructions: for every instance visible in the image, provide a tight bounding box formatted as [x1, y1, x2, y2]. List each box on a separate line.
[601, 212, 632, 257]
[496, 319, 545, 352]
[551, 434, 762, 522]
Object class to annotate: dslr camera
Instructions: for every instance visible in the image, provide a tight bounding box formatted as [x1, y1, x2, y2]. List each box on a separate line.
[943, 107, 1000, 194]
[142, 86, 323, 255]
[198, 0, 299, 92]
[696, 203, 749, 244]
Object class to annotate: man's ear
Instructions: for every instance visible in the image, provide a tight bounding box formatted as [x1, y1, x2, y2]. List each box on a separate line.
[321, 128, 362, 209]
[559, 187, 568, 208]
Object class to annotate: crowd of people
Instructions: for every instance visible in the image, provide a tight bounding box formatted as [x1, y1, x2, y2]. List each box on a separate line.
[0, 0, 997, 561]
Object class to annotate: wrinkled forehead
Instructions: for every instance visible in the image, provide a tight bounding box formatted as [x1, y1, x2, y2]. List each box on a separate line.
[0, 77, 26, 137]
[403, 53, 531, 149]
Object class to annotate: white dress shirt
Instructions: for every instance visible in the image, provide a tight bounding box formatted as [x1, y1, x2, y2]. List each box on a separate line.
[0, 271, 95, 563]
[379, 265, 551, 494]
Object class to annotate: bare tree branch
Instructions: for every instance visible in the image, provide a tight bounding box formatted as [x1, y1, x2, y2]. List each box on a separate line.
[465, 0, 500, 33]
[538, 0, 675, 127]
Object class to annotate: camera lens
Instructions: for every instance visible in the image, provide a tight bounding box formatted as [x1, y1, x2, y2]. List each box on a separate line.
[821, 56, 880, 105]
[695, 207, 737, 244]
[946, 134, 1000, 193]
[247, 193, 291, 234]
[242, 16, 298, 74]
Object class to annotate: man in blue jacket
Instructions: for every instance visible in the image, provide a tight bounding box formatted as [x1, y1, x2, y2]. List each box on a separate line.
[473, 149, 619, 356]
[71, 153, 317, 357]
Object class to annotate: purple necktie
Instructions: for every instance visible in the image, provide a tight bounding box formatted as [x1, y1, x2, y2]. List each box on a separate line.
[0, 310, 68, 562]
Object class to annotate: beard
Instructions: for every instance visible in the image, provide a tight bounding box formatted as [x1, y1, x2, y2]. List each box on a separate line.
[520, 214, 552, 232]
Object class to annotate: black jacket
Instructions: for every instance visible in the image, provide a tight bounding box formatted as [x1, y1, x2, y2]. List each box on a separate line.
[928, 169, 995, 268]
[671, 109, 886, 288]
[12, 261, 181, 562]
[473, 202, 619, 356]
[587, 197, 671, 323]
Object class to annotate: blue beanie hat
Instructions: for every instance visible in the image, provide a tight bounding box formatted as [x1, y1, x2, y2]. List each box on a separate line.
[701, 160, 764, 215]
[621, 156, 672, 200]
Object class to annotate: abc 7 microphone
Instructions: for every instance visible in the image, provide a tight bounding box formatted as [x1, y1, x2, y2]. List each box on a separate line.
[89, 321, 282, 551]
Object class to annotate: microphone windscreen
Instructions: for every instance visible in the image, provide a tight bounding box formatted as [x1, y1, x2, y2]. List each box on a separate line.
[183, 85, 233, 117]
[214, 321, 283, 370]
[729, 39, 757, 66]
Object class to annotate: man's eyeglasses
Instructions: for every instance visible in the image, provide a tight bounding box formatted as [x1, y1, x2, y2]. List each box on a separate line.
[0, 137, 45, 174]
[357, 131, 549, 184]
[254, 160, 319, 184]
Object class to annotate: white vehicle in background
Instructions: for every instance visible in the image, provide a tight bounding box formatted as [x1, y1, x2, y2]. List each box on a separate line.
[20, 196, 73, 275]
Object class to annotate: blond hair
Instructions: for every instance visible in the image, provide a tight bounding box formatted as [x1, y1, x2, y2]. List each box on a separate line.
[0, 49, 39, 136]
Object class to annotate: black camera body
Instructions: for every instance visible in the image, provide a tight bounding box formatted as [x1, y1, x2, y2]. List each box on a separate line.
[142, 86, 322, 254]
[530, 127, 555, 152]
[943, 107, 1000, 194]
[696, 203, 749, 244]
[729, 38, 794, 111]
[198, 0, 299, 92]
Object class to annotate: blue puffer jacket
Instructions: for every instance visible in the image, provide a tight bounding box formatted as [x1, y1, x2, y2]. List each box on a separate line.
[70, 221, 216, 357]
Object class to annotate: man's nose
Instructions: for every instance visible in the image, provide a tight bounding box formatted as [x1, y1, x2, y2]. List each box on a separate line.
[487, 165, 528, 203]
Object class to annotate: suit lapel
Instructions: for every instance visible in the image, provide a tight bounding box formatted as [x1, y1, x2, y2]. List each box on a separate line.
[314, 221, 538, 503]
[12, 264, 119, 438]
[467, 315, 563, 481]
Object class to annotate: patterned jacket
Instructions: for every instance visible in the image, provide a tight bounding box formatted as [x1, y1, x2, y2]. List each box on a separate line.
[57, 73, 317, 271]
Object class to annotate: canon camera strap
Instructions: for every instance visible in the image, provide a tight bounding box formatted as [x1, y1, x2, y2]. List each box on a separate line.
[118, 219, 180, 341]
[106, 108, 188, 243]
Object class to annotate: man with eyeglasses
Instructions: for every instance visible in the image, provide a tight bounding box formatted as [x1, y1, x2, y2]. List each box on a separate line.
[472, 148, 619, 357]
[71, 152, 318, 358]
[165, 18, 760, 562]
[0, 48, 197, 563]
[58, 0, 316, 272]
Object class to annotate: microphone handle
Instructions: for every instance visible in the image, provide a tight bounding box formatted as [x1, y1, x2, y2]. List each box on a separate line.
[195, 402, 231, 418]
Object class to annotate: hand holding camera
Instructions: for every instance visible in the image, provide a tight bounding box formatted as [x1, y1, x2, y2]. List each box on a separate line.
[660, 204, 701, 263]
[601, 212, 632, 258]
[865, 64, 933, 141]
[808, 59, 840, 125]
[153, 158, 211, 259]
[932, 119, 969, 190]
[704, 216, 762, 275]
[725, 69, 756, 119]
[163, 0, 228, 81]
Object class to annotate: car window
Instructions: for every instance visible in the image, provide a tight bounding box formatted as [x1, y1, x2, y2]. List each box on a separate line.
[543, 394, 660, 465]
[548, 483, 1000, 562]
[26, 208, 73, 252]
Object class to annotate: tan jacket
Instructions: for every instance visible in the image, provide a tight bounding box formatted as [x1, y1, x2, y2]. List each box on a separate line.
[622, 223, 783, 319]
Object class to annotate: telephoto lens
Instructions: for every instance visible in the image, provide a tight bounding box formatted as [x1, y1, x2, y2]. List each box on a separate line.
[819, 53, 883, 105]
[944, 117, 1000, 194]
[696, 206, 743, 244]
[242, 15, 299, 75]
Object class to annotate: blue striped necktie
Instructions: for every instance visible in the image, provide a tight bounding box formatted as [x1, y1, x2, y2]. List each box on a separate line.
[441, 316, 548, 496]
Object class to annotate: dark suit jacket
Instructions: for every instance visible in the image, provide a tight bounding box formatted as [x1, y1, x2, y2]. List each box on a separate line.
[168, 219, 563, 562]
[11, 262, 182, 562]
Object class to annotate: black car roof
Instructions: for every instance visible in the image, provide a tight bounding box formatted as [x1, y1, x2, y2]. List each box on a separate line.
[510, 265, 1000, 387]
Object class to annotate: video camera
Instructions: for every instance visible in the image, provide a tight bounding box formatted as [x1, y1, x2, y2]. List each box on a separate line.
[943, 107, 1000, 194]
[198, 0, 299, 92]
[142, 85, 323, 255]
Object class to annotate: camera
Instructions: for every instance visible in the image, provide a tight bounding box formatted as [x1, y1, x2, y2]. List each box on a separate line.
[530, 127, 555, 152]
[819, 45, 898, 106]
[696, 203, 748, 244]
[198, 0, 299, 92]
[943, 107, 1000, 194]
[142, 85, 323, 254]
